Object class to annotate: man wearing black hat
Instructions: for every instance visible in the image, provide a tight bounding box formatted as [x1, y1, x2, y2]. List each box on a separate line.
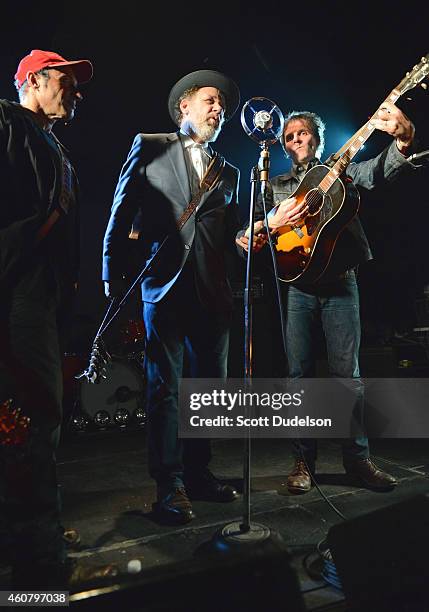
[0, 49, 116, 587]
[103, 70, 241, 524]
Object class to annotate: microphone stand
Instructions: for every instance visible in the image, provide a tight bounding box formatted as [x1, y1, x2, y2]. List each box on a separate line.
[205, 143, 280, 551]
[196, 98, 286, 559]
[240, 144, 270, 534]
[240, 162, 261, 534]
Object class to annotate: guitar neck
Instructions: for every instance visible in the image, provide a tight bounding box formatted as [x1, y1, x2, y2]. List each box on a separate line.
[319, 88, 402, 193]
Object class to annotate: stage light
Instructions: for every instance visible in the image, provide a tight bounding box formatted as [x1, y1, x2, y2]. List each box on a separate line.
[94, 410, 111, 428]
[134, 406, 147, 426]
[114, 407, 130, 427]
[71, 414, 89, 431]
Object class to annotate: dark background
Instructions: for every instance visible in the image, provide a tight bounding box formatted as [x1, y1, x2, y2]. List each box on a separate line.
[1, 0, 428, 360]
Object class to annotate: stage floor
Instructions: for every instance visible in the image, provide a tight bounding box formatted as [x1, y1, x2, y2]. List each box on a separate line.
[36, 429, 429, 610]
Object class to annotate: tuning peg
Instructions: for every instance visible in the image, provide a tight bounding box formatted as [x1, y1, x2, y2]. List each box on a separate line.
[421, 83, 428, 90]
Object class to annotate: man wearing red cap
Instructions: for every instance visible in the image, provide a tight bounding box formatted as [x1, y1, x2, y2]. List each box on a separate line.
[0, 50, 116, 587]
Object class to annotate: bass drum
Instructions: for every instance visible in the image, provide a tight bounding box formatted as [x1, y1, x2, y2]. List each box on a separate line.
[79, 357, 145, 427]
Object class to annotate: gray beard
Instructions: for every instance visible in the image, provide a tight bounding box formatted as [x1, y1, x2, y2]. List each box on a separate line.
[193, 120, 223, 143]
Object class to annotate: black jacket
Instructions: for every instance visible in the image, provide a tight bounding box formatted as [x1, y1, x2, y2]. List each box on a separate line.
[0, 100, 79, 293]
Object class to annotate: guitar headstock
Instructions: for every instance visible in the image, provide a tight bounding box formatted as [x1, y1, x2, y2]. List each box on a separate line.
[397, 53, 429, 95]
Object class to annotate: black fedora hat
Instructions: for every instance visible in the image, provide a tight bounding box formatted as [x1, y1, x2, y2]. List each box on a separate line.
[168, 69, 240, 125]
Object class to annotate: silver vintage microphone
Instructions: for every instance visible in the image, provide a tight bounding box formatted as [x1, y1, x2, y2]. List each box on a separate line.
[241, 97, 284, 192]
[241, 97, 284, 147]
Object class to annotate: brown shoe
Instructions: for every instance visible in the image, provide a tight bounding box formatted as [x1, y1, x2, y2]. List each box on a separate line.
[11, 559, 118, 590]
[62, 528, 81, 548]
[286, 459, 313, 494]
[152, 487, 195, 525]
[344, 458, 398, 491]
[67, 560, 118, 588]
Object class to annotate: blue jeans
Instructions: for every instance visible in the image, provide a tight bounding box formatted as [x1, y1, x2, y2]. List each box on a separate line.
[143, 265, 230, 490]
[286, 271, 369, 465]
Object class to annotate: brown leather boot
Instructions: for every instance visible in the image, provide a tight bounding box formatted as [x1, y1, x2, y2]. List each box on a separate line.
[62, 528, 81, 548]
[286, 459, 313, 494]
[152, 487, 195, 525]
[67, 560, 118, 588]
[344, 458, 398, 491]
[11, 559, 118, 590]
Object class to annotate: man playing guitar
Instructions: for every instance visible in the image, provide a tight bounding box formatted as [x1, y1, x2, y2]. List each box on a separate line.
[237, 101, 417, 494]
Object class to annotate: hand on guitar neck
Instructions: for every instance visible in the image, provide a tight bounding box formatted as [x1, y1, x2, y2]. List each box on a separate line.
[372, 101, 415, 155]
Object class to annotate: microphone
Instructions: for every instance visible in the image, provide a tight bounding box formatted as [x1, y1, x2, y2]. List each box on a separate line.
[407, 149, 429, 164]
[240, 98, 285, 193]
[241, 97, 284, 146]
[254, 110, 273, 132]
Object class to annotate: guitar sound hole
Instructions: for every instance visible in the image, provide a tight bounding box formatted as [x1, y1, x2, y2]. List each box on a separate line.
[305, 188, 324, 216]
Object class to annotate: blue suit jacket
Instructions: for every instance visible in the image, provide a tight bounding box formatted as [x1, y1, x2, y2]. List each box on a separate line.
[103, 132, 240, 311]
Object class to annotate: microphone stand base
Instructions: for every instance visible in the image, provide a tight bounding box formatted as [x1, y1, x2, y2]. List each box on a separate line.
[221, 521, 271, 543]
[196, 521, 286, 559]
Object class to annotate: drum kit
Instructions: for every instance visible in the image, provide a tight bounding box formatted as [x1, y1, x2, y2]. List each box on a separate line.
[62, 318, 147, 433]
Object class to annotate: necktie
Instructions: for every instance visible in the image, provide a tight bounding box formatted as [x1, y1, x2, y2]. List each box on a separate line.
[50, 133, 74, 214]
[189, 143, 209, 196]
[191, 143, 205, 183]
[58, 151, 73, 214]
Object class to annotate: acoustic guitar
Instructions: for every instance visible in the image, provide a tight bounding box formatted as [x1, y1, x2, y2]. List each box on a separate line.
[273, 53, 429, 284]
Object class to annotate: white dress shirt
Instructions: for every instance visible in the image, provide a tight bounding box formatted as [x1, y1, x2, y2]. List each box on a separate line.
[180, 132, 212, 195]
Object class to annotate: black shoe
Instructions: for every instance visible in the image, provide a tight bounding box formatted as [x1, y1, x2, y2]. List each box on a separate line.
[185, 469, 238, 502]
[152, 487, 195, 525]
[344, 458, 398, 491]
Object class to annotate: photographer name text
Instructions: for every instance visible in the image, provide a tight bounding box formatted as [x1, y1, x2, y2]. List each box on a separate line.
[188, 415, 332, 428]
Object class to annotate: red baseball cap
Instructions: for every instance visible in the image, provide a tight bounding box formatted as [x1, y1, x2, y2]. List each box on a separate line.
[14, 49, 93, 89]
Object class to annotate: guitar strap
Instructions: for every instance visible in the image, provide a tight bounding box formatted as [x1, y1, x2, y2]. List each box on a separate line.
[176, 152, 225, 230]
[129, 151, 226, 239]
[36, 209, 61, 244]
